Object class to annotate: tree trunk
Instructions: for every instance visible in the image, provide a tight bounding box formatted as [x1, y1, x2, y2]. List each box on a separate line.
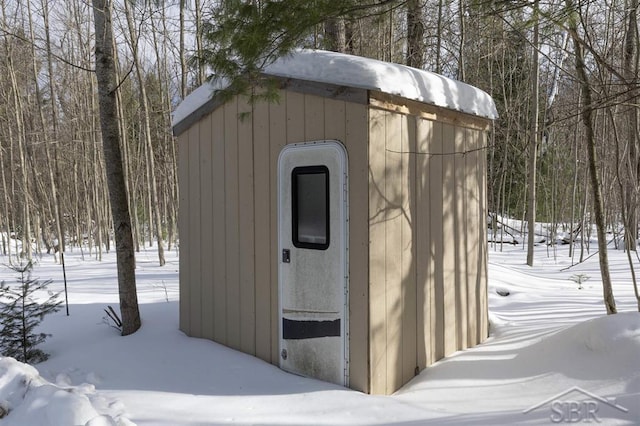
[406, 0, 425, 68]
[526, 0, 539, 266]
[179, 0, 188, 99]
[325, 17, 347, 53]
[123, 0, 165, 266]
[435, 0, 443, 74]
[623, 0, 639, 251]
[92, 0, 141, 335]
[458, 0, 466, 80]
[195, 0, 205, 86]
[568, 2, 616, 314]
[41, 0, 65, 255]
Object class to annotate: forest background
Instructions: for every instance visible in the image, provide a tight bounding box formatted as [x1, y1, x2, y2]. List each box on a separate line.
[1, 0, 639, 296]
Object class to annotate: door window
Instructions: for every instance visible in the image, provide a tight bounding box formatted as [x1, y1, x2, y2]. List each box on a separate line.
[292, 166, 329, 250]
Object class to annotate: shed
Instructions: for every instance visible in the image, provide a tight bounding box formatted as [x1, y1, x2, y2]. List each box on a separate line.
[172, 50, 497, 395]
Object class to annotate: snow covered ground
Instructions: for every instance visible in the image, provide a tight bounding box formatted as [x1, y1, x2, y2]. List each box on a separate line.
[0, 236, 639, 425]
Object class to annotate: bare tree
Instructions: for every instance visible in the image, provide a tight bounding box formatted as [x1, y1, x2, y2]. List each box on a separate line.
[406, 0, 425, 68]
[123, 0, 166, 266]
[526, 0, 540, 266]
[566, 0, 617, 314]
[92, 0, 141, 335]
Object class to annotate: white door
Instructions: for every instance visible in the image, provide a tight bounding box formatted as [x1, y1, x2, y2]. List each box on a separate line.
[278, 140, 348, 386]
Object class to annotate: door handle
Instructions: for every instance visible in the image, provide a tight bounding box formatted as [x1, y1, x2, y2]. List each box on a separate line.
[282, 249, 291, 263]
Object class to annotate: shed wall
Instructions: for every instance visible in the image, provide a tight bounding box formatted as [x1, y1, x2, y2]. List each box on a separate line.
[178, 86, 489, 396]
[367, 105, 489, 395]
[177, 89, 370, 392]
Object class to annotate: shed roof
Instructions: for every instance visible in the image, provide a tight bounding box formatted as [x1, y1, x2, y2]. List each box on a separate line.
[172, 50, 498, 131]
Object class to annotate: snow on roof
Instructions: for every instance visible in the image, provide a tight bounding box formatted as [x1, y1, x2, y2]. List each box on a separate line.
[172, 49, 498, 129]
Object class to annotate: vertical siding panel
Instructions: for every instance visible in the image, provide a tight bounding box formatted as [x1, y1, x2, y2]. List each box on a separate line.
[479, 131, 489, 342]
[442, 123, 457, 356]
[369, 108, 387, 394]
[269, 91, 288, 363]
[415, 118, 432, 369]
[454, 126, 468, 350]
[286, 91, 305, 143]
[200, 114, 215, 340]
[304, 94, 325, 140]
[324, 98, 346, 141]
[178, 132, 191, 334]
[254, 100, 272, 362]
[188, 123, 202, 337]
[224, 98, 241, 350]
[402, 115, 417, 384]
[212, 108, 227, 343]
[465, 128, 479, 347]
[384, 112, 403, 394]
[430, 121, 445, 361]
[238, 98, 256, 355]
[344, 101, 369, 393]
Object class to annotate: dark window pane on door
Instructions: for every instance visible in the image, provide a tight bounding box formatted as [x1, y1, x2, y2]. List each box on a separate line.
[292, 166, 329, 250]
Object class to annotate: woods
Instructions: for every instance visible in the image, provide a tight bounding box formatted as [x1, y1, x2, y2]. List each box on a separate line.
[0, 0, 181, 264]
[1, 0, 639, 315]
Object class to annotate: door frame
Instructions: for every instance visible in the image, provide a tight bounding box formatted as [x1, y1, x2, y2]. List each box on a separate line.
[277, 140, 349, 386]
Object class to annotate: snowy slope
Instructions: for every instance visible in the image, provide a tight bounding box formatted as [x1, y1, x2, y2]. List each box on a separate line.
[0, 238, 639, 425]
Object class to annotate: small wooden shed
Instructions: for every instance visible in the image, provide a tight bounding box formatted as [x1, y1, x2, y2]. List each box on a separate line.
[172, 50, 496, 395]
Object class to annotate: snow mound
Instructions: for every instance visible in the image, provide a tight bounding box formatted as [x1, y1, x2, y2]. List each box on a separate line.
[521, 312, 640, 380]
[0, 357, 132, 426]
[574, 311, 640, 353]
[172, 49, 498, 129]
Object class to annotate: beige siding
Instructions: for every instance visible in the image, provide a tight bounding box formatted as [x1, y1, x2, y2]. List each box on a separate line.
[253, 100, 272, 362]
[454, 126, 468, 351]
[178, 88, 369, 388]
[224, 98, 241, 351]
[268, 95, 287, 363]
[200, 113, 214, 341]
[238, 98, 256, 355]
[178, 85, 488, 396]
[479, 131, 489, 342]
[368, 108, 387, 394]
[343, 101, 370, 393]
[402, 115, 418, 385]
[441, 123, 457, 356]
[430, 121, 445, 361]
[212, 107, 227, 343]
[188, 122, 202, 338]
[465, 128, 478, 347]
[367, 105, 489, 394]
[416, 118, 434, 369]
[369, 110, 418, 394]
[178, 124, 192, 335]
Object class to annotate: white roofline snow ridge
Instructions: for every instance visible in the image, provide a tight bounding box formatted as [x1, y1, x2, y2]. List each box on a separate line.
[172, 49, 498, 129]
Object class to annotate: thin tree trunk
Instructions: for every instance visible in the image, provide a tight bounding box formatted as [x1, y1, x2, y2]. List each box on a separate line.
[569, 119, 580, 259]
[325, 17, 347, 53]
[435, 0, 443, 74]
[195, 0, 205, 86]
[179, 0, 187, 99]
[40, 0, 65, 254]
[152, 5, 179, 252]
[568, 2, 617, 314]
[7, 56, 31, 261]
[624, 0, 639, 251]
[458, 0, 466, 80]
[526, 0, 540, 266]
[406, 0, 425, 68]
[92, 0, 141, 335]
